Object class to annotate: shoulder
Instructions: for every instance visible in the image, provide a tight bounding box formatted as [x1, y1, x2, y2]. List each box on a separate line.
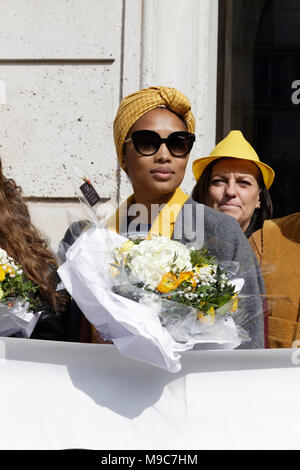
[272, 212, 300, 226]
[270, 213, 300, 242]
[184, 198, 245, 240]
[179, 199, 254, 262]
[61, 220, 91, 246]
[251, 212, 300, 252]
[183, 197, 241, 225]
[178, 197, 247, 241]
[204, 203, 242, 232]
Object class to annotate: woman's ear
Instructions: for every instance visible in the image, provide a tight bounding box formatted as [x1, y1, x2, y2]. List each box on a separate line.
[122, 155, 128, 173]
[256, 193, 261, 209]
[256, 188, 262, 209]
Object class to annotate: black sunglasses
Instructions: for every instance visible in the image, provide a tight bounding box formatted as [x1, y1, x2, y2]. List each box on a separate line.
[124, 130, 195, 157]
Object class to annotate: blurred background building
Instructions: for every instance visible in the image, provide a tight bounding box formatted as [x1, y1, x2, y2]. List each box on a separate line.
[0, 0, 298, 251]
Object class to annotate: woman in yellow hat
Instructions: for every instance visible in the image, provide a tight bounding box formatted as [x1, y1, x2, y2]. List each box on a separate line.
[192, 130, 275, 238]
[62, 88, 266, 348]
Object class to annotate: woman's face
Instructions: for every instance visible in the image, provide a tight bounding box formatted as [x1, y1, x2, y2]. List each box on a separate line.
[205, 158, 261, 232]
[123, 108, 190, 202]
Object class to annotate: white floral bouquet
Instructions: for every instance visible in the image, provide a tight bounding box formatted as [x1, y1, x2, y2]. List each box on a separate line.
[0, 248, 42, 337]
[113, 235, 240, 329]
[58, 227, 250, 373]
[111, 234, 245, 347]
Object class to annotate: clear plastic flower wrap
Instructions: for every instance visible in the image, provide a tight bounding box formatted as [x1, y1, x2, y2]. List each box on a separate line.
[58, 225, 264, 373]
[57, 166, 269, 371]
[109, 232, 249, 345]
[0, 247, 42, 338]
[0, 298, 41, 338]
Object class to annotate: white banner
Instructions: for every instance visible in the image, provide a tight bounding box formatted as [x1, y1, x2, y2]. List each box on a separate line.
[0, 336, 300, 450]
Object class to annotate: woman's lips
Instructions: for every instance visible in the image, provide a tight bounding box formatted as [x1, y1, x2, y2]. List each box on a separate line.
[219, 202, 241, 209]
[150, 167, 175, 180]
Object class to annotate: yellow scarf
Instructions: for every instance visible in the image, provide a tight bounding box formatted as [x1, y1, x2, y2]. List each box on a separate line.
[107, 187, 189, 238]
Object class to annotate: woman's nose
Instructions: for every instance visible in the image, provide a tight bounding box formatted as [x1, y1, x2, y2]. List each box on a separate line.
[224, 181, 237, 197]
[153, 143, 172, 162]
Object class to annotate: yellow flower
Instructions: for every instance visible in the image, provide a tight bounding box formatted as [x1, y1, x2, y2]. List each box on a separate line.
[0, 266, 6, 282]
[0, 286, 3, 299]
[198, 313, 215, 325]
[110, 264, 120, 277]
[198, 306, 215, 324]
[194, 263, 209, 270]
[1, 264, 15, 276]
[230, 294, 238, 313]
[119, 240, 134, 254]
[178, 271, 197, 288]
[115, 240, 135, 264]
[157, 272, 179, 293]
[208, 306, 215, 316]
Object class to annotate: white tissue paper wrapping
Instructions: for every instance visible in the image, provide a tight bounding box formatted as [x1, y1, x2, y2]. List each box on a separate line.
[58, 227, 242, 373]
[0, 299, 41, 338]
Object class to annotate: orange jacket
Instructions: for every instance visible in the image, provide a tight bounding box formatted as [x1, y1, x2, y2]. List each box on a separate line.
[250, 213, 300, 348]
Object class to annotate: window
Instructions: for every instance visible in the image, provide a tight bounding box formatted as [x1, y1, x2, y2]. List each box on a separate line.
[217, 0, 300, 217]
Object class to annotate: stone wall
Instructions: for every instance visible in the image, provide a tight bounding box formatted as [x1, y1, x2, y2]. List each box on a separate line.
[0, 0, 218, 252]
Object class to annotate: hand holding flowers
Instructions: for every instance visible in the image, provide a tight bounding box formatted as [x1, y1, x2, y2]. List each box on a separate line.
[0, 248, 42, 337]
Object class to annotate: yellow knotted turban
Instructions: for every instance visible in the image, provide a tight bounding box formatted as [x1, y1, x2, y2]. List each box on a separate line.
[113, 86, 196, 170]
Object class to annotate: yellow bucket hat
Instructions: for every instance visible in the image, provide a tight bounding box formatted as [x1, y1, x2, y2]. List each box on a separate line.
[192, 130, 275, 189]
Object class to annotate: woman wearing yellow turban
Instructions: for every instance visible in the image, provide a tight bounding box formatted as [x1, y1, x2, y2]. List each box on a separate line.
[63, 86, 266, 348]
[109, 86, 196, 238]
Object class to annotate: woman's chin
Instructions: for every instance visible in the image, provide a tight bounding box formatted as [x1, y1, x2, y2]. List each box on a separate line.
[133, 184, 177, 203]
[218, 206, 241, 221]
[219, 205, 240, 214]
[150, 180, 179, 194]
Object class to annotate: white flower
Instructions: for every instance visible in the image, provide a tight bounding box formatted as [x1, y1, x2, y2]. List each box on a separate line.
[194, 263, 217, 286]
[0, 248, 20, 277]
[120, 236, 193, 289]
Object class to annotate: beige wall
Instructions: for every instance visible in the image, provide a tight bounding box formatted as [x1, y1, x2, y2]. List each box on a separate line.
[0, 0, 219, 252]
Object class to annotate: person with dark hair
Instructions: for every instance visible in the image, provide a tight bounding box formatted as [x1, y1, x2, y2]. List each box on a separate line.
[0, 158, 69, 340]
[192, 130, 274, 238]
[62, 86, 266, 348]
